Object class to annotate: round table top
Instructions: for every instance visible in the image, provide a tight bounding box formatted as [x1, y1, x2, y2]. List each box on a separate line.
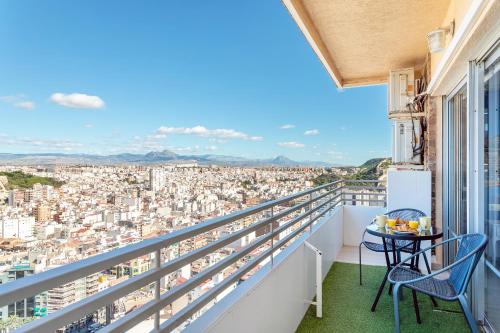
[366, 224, 443, 241]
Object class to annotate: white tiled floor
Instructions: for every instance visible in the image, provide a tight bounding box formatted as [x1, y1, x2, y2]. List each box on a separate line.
[336, 245, 387, 266]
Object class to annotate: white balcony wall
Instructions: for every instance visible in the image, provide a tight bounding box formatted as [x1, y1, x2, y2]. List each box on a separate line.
[342, 203, 431, 272]
[386, 169, 431, 216]
[342, 205, 387, 246]
[386, 170, 432, 270]
[185, 206, 344, 333]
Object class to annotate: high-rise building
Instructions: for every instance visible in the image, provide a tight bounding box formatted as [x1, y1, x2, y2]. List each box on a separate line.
[33, 205, 51, 222]
[46, 274, 99, 315]
[0, 264, 36, 320]
[149, 168, 166, 192]
[47, 282, 76, 314]
[1, 217, 35, 240]
[8, 190, 24, 207]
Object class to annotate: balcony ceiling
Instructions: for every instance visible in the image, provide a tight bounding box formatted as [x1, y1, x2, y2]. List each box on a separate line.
[283, 0, 451, 88]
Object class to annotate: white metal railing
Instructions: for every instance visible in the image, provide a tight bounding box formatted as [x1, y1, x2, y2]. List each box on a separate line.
[0, 179, 386, 333]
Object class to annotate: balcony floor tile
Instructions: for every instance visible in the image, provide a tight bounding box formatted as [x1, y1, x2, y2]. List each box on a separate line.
[336, 246, 387, 266]
[296, 263, 469, 333]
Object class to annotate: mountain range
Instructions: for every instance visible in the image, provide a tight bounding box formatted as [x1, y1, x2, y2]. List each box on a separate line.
[0, 150, 339, 167]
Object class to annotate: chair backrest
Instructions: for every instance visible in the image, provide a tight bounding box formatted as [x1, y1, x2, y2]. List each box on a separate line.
[448, 233, 488, 294]
[386, 208, 426, 220]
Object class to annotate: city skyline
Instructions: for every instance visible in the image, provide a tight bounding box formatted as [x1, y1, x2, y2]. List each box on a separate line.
[0, 1, 391, 165]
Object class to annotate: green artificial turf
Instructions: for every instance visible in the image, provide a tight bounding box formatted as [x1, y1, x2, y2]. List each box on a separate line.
[296, 262, 470, 333]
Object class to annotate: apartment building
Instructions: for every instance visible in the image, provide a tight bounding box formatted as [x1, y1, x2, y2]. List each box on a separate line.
[0, 216, 34, 240]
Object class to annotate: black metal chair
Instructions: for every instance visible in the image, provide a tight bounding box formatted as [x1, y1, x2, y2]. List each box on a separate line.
[359, 208, 426, 285]
[388, 233, 488, 333]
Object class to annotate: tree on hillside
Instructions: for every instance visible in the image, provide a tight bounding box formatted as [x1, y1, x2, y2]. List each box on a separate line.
[312, 158, 391, 185]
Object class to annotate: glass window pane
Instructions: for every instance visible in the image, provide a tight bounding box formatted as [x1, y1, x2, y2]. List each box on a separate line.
[484, 53, 500, 333]
[485, 267, 500, 330]
[446, 85, 467, 263]
[484, 57, 500, 271]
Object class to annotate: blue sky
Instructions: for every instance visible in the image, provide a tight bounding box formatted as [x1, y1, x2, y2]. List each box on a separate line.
[0, 1, 391, 166]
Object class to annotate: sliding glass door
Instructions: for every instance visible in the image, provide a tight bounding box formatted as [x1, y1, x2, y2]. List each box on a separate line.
[445, 84, 468, 262]
[444, 41, 500, 333]
[482, 46, 500, 332]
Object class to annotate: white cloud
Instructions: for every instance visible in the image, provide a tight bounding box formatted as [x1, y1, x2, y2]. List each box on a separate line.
[280, 124, 295, 129]
[205, 145, 218, 151]
[209, 138, 227, 144]
[0, 134, 83, 151]
[327, 150, 345, 160]
[14, 101, 35, 110]
[0, 96, 17, 103]
[171, 146, 200, 153]
[83, 124, 93, 128]
[278, 141, 305, 148]
[50, 92, 105, 109]
[154, 126, 263, 141]
[1, 95, 35, 110]
[126, 141, 168, 152]
[304, 129, 319, 136]
[368, 150, 389, 155]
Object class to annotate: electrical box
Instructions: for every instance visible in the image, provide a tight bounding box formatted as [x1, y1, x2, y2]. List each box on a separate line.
[392, 119, 421, 164]
[389, 68, 415, 118]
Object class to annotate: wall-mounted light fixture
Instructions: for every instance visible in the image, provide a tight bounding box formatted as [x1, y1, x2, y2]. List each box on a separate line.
[427, 20, 455, 53]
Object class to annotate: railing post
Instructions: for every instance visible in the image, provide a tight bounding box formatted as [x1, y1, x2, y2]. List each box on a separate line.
[105, 304, 112, 325]
[309, 193, 313, 233]
[154, 249, 161, 330]
[341, 180, 344, 206]
[328, 185, 334, 213]
[270, 207, 274, 267]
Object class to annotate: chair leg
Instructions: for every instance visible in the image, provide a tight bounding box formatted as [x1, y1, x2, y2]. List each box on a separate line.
[458, 295, 479, 333]
[411, 289, 421, 324]
[393, 284, 401, 333]
[421, 253, 438, 307]
[371, 271, 389, 312]
[359, 243, 363, 285]
[422, 250, 432, 273]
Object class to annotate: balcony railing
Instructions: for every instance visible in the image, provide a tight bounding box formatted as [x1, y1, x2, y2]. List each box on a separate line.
[0, 179, 385, 333]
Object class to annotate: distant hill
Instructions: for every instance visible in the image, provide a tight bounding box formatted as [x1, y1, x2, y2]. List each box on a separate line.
[312, 157, 391, 185]
[355, 158, 391, 180]
[0, 150, 339, 168]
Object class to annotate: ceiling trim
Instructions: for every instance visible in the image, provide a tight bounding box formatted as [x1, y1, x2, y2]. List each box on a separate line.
[343, 76, 387, 88]
[282, 0, 343, 88]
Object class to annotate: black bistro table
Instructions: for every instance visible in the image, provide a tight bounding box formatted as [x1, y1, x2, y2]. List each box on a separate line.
[365, 224, 443, 312]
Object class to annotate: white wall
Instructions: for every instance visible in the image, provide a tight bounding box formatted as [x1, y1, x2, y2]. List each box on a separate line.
[342, 206, 386, 246]
[342, 204, 431, 271]
[185, 207, 344, 333]
[386, 170, 431, 216]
